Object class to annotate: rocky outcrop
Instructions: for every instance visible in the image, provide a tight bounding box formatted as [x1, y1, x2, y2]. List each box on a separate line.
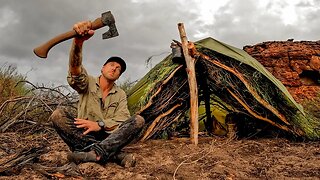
[243, 40, 320, 103]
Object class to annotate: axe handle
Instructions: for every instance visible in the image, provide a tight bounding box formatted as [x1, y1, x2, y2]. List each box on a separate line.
[34, 18, 105, 58]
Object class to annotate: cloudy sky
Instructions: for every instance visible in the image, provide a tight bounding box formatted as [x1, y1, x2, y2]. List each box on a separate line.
[0, 0, 319, 86]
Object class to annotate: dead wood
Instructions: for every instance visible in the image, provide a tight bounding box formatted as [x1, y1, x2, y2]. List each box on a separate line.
[141, 103, 182, 141]
[137, 65, 183, 114]
[178, 23, 199, 145]
[31, 163, 82, 178]
[0, 146, 49, 176]
[0, 81, 77, 133]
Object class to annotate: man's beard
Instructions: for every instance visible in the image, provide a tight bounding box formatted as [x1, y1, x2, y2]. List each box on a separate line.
[102, 71, 118, 81]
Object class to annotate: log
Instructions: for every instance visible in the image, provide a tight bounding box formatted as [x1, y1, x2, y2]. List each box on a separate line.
[178, 23, 199, 145]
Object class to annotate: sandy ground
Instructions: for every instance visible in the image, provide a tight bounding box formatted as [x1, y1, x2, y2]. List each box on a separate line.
[0, 132, 319, 180]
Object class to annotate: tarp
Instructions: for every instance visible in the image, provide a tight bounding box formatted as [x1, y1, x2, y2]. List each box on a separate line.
[127, 37, 319, 140]
[194, 37, 304, 114]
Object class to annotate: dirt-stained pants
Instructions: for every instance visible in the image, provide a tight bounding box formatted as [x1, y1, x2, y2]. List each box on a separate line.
[49, 108, 145, 163]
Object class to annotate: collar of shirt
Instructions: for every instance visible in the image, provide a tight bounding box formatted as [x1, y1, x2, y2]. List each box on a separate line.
[94, 76, 118, 96]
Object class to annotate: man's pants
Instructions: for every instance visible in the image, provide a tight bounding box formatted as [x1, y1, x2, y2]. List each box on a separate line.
[49, 108, 145, 163]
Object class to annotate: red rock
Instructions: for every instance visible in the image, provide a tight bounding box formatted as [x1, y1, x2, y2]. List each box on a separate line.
[244, 40, 320, 103]
[310, 56, 320, 70]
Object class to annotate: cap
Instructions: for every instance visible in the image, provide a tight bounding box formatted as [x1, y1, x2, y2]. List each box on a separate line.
[103, 56, 126, 74]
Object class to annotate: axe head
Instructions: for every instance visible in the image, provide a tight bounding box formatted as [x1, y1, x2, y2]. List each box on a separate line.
[101, 11, 119, 39]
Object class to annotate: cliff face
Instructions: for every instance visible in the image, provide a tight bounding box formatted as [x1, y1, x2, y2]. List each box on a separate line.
[243, 40, 320, 103]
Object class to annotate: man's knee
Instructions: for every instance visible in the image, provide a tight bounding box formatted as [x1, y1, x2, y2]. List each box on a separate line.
[133, 115, 145, 128]
[49, 108, 65, 125]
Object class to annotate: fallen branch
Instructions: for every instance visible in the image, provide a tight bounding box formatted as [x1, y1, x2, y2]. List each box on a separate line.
[141, 103, 182, 141]
[0, 81, 77, 133]
[0, 146, 49, 176]
[200, 53, 290, 126]
[226, 88, 292, 133]
[138, 65, 183, 114]
[31, 163, 82, 178]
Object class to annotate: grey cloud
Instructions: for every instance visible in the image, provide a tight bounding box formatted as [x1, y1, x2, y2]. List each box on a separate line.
[196, 0, 319, 48]
[0, 0, 319, 86]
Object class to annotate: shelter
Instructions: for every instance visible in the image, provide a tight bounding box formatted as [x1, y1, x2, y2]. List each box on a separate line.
[127, 37, 320, 140]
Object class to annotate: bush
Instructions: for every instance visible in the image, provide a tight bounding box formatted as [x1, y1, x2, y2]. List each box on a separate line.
[0, 63, 77, 133]
[0, 63, 29, 103]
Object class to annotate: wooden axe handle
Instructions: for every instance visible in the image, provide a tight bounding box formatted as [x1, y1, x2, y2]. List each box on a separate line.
[33, 18, 104, 58]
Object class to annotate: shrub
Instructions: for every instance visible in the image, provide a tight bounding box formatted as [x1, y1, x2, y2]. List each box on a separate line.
[0, 63, 29, 103]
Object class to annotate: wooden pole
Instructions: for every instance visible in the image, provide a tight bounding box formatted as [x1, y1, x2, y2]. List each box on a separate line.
[178, 23, 199, 145]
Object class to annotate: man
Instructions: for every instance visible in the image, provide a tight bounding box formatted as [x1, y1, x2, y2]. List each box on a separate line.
[49, 21, 145, 167]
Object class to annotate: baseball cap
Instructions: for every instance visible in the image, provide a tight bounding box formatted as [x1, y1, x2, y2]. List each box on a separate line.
[103, 56, 126, 74]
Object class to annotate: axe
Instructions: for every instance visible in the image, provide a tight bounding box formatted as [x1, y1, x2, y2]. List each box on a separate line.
[33, 11, 119, 58]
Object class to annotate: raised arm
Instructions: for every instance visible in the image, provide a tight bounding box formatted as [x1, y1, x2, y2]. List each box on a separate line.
[69, 21, 94, 76]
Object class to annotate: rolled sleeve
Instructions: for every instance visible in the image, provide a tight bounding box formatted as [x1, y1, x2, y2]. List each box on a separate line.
[67, 66, 89, 93]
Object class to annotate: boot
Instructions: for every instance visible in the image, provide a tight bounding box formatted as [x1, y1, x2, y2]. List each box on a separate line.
[113, 152, 136, 168]
[67, 150, 98, 164]
[92, 115, 145, 163]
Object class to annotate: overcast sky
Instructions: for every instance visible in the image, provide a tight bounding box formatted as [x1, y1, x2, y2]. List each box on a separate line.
[0, 0, 319, 86]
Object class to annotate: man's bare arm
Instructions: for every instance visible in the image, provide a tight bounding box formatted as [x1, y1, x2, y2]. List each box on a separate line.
[69, 21, 94, 76]
[69, 40, 83, 76]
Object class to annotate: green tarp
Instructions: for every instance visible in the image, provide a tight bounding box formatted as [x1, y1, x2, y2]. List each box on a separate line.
[127, 37, 319, 140]
[195, 37, 304, 114]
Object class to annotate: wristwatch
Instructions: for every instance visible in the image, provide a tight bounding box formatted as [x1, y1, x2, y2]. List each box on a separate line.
[97, 120, 105, 130]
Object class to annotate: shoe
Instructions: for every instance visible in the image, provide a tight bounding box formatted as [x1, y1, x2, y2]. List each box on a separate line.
[67, 151, 98, 164]
[114, 152, 136, 168]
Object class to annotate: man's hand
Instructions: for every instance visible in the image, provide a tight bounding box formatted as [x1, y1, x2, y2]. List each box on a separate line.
[73, 21, 95, 44]
[74, 118, 101, 135]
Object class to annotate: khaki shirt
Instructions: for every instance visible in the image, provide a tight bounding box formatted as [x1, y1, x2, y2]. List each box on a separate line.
[67, 66, 130, 132]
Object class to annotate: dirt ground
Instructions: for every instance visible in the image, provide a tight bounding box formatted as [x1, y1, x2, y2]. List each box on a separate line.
[0, 132, 319, 180]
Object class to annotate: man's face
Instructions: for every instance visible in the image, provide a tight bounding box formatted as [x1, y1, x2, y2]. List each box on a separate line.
[101, 61, 122, 81]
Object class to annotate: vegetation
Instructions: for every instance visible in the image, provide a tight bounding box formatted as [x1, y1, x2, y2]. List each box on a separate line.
[0, 55, 319, 140]
[0, 62, 77, 134]
[0, 63, 29, 103]
[302, 93, 320, 120]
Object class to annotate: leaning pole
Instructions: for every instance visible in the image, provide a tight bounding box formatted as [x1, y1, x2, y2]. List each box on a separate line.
[178, 23, 199, 145]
